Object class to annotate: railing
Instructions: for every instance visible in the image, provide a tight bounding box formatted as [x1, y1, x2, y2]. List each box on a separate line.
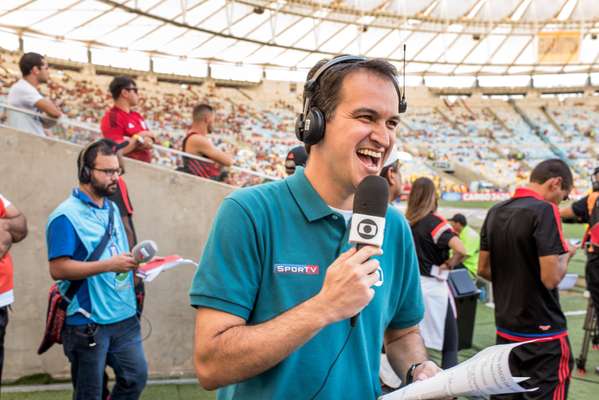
[0, 102, 278, 187]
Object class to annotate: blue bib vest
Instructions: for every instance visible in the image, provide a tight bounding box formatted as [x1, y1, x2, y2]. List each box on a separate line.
[47, 191, 136, 325]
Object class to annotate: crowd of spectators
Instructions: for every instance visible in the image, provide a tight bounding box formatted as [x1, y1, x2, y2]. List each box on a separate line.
[1, 50, 598, 192]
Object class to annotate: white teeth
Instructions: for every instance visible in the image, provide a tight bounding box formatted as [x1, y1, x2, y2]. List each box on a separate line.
[357, 149, 382, 159]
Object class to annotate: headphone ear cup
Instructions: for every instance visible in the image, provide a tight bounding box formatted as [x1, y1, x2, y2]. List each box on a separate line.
[295, 114, 305, 142]
[80, 165, 91, 183]
[302, 108, 326, 145]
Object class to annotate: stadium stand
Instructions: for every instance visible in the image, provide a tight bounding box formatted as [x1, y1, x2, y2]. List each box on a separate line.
[1, 48, 597, 193]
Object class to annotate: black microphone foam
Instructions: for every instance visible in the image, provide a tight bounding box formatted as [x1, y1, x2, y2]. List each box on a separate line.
[353, 175, 389, 218]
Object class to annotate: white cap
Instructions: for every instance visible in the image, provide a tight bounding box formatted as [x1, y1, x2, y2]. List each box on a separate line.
[384, 146, 413, 167]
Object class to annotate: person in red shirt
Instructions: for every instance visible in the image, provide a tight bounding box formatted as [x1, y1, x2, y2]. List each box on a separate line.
[0, 193, 27, 383]
[100, 77, 155, 163]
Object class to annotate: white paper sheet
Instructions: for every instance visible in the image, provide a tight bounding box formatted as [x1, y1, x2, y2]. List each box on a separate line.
[380, 342, 537, 400]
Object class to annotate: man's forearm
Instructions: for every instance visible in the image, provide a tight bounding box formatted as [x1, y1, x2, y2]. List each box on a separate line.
[50, 258, 110, 280]
[1, 214, 27, 242]
[385, 329, 429, 380]
[196, 295, 334, 389]
[445, 252, 465, 269]
[0, 229, 12, 258]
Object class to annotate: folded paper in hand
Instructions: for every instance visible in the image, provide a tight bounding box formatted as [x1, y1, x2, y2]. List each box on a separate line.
[380, 341, 537, 400]
[136, 255, 196, 282]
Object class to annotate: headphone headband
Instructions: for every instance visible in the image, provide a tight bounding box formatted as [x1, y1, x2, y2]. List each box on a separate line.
[301, 55, 368, 119]
[296, 54, 407, 145]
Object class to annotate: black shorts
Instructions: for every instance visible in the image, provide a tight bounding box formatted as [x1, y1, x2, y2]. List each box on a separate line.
[491, 335, 573, 400]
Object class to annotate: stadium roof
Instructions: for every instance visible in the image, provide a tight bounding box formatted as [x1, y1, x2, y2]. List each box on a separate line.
[1, 0, 599, 83]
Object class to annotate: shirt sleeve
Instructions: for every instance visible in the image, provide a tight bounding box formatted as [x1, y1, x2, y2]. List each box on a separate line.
[101, 112, 127, 143]
[389, 215, 425, 329]
[19, 83, 43, 108]
[47, 215, 81, 260]
[430, 216, 455, 249]
[571, 195, 589, 222]
[534, 203, 568, 257]
[189, 198, 262, 320]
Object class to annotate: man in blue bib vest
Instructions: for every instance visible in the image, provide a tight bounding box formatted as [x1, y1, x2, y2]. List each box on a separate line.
[46, 139, 147, 400]
[190, 56, 441, 399]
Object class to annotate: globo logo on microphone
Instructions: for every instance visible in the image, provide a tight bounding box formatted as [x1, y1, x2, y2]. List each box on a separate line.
[349, 213, 386, 247]
[357, 219, 378, 239]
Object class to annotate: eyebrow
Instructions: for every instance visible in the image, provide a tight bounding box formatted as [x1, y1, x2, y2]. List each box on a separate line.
[350, 107, 400, 122]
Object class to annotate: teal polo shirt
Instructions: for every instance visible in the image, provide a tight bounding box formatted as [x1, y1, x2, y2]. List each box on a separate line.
[189, 167, 424, 400]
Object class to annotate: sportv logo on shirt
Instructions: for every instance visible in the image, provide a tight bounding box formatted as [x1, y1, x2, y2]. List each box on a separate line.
[273, 264, 320, 275]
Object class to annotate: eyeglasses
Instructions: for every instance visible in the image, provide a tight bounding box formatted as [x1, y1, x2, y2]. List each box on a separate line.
[93, 168, 123, 177]
[124, 87, 138, 93]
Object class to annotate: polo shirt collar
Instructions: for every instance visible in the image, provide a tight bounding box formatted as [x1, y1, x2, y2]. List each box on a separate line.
[286, 167, 336, 222]
[512, 187, 543, 201]
[72, 188, 109, 210]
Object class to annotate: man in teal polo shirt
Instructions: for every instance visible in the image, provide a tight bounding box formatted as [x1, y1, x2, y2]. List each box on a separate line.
[190, 56, 442, 399]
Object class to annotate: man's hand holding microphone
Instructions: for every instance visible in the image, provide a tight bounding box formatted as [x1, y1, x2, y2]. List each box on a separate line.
[108, 240, 157, 275]
[313, 175, 388, 326]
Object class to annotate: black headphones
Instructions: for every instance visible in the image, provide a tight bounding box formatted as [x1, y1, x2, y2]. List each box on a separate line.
[78, 139, 114, 184]
[295, 51, 408, 145]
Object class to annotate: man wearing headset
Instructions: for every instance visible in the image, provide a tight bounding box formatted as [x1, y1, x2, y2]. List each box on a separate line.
[190, 56, 441, 399]
[45, 139, 147, 399]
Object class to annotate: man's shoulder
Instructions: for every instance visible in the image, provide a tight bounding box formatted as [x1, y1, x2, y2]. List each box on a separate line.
[48, 197, 78, 229]
[226, 180, 289, 212]
[130, 110, 146, 122]
[8, 79, 40, 102]
[101, 106, 122, 124]
[8, 79, 27, 92]
[464, 226, 479, 239]
[387, 206, 409, 228]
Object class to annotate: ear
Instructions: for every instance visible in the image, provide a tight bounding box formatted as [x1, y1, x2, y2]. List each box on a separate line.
[385, 169, 395, 185]
[551, 176, 563, 190]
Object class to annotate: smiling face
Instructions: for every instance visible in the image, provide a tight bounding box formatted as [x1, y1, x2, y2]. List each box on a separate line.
[309, 69, 399, 197]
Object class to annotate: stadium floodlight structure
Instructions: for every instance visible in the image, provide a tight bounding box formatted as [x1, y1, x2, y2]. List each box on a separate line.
[1, 0, 599, 85]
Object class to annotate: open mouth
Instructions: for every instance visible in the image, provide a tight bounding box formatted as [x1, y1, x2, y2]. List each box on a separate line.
[356, 148, 383, 170]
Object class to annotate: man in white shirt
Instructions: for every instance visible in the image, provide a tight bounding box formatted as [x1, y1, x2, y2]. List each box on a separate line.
[7, 52, 62, 136]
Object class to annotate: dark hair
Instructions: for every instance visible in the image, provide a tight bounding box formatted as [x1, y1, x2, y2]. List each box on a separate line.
[19, 52, 45, 76]
[77, 139, 118, 182]
[530, 159, 573, 190]
[192, 103, 214, 123]
[109, 76, 136, 100]
[303, 56, 399, 152]
[305, 57, 398, 121]
[380, 160, 399, 181]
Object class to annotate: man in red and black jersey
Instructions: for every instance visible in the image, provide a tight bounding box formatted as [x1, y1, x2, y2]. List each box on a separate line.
[100, 76, 156, 163]
[478, 159, 578, 400]
[182, 104, 233, 181]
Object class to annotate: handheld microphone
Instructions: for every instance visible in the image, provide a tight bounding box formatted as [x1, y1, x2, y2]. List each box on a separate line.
[348, 175, 389, 326]
[131, 240, 158, 264]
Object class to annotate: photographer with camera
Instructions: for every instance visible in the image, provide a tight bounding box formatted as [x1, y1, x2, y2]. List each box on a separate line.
[560, 166, 599, 373]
